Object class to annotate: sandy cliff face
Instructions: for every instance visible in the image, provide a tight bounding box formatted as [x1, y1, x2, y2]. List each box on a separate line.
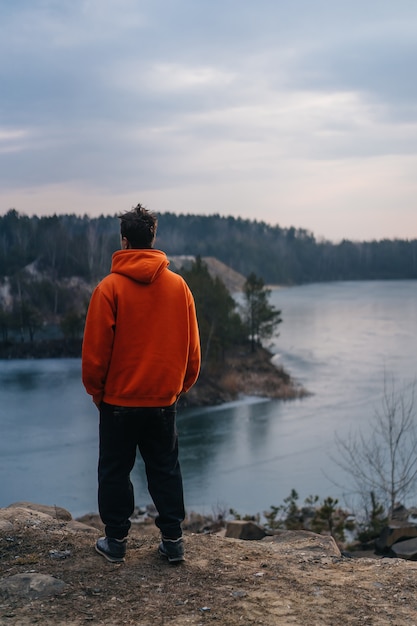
[168, 255, 246, 293]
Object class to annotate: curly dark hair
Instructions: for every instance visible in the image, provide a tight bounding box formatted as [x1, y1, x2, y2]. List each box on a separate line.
[118, 203, 158, 248]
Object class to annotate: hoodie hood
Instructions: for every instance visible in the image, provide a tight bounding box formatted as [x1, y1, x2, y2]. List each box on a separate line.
[111, 249, 169, 284]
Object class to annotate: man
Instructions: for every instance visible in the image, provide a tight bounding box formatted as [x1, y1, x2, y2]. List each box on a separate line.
[82, 203, 201, 564]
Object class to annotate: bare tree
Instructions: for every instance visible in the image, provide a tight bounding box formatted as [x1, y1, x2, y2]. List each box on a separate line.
[333, 376, 417, 517]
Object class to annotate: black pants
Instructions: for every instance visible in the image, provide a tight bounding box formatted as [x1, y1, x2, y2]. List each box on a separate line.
[98, 402, 185, 540]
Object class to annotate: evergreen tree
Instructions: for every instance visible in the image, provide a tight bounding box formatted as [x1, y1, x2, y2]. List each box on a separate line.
[242, 272, 282, 352]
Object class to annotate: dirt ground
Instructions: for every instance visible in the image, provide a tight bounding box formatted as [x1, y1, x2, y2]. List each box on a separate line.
[1, 509, 417, 626]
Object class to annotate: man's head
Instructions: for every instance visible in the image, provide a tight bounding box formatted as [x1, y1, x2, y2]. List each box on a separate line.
[118, 203, 158, 249]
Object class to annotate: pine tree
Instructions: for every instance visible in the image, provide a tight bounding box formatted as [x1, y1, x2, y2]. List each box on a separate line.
[242, 273, 282, 351]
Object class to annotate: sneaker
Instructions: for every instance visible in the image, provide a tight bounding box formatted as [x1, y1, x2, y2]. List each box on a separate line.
[158, 536, 185, 563]
[95, 536, 127, 563]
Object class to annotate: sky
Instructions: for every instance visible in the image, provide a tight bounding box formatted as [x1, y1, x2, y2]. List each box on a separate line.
[1, 0, 417, 242]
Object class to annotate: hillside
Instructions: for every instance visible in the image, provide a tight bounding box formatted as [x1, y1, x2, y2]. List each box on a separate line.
[1, 210, 417, 287]
[1, 503, 417, 625]
[169, 255, 246, 293]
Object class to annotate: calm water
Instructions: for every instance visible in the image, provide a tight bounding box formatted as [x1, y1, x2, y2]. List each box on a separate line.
[1, 280, 416, 518]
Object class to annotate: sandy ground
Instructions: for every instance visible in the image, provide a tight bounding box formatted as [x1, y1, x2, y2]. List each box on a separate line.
[1, 509, 417, 626]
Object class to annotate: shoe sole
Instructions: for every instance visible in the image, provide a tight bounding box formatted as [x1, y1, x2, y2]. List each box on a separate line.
[158, 546, 185, 563]
[95, 544, 125, 563]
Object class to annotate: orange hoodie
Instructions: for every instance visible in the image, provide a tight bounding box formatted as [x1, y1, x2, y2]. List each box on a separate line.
[82, 249, 201, 407]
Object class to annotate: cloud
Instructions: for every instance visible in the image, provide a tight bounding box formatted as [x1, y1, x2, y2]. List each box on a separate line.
[0, 0, 417, 240]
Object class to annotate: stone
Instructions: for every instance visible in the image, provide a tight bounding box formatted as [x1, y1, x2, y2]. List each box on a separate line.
[6, 502, 72, 521]
[0, 573, 67, 599]
[65, 519, 100, 535]
[390, 537, 417, 560]
[266, 530, 341, 558]
[0, 506, 57, 527]
[391, 504, 409, 521]
[225, 520, 266, 540]
[0, 505, 99, 538]
[0, 519, 13, 533]
[49, 549, 72, 559]
[375, 523, 417, 553]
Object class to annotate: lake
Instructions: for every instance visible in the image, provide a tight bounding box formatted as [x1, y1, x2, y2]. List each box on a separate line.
[1, 280, 416, 519]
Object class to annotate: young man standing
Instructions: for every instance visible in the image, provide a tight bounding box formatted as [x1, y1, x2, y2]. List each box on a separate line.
[82, 204, 201, 563]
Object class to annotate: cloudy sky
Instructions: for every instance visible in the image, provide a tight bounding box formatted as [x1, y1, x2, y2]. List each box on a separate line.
[1, 0, 417, 242]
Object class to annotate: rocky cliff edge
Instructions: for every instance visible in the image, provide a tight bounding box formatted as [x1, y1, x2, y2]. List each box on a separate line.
[1, 503, 417, 625]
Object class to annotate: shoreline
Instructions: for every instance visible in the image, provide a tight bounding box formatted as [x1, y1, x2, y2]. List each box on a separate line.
[181, 344, 307, 407]
[0, 338, 83, 360]
[0, 339, 307, 406]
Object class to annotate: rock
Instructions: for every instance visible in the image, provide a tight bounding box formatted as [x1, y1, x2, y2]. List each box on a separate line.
[0, 506, 60, 527]
[76, 512, 103, 530]
[391, 504, 410, 521]
[225, 521, 266, 540]
[6, 502, 72, 521]
[375, 523, 417, 553]
[65, 519, 100, 535]
[49, 549, 72, 559]
[0, 519, 13, 533]
[0, 505, 98, 537]
[0, 573, 67, 599]
[184, 511, 225, 534]
[266, 530, 341, 558]
[390, 537, 417, 560]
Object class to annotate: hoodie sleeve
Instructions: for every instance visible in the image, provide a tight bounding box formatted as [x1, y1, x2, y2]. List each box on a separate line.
[82, 283, 116, 405]
[181, 290, 201, 393]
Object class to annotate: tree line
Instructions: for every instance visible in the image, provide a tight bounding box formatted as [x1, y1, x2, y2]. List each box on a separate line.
[0, 207, 415, 352]
[1, 209, 417, 285]
[0, 209, 283, 362]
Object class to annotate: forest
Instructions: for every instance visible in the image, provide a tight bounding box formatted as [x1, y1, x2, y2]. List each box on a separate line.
[1, 208, 417, 285]
[0, 210, 283, 362]
[1, 208, 416, 349]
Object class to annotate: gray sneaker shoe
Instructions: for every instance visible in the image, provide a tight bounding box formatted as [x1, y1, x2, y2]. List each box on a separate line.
[95, 536, 127, 563]
[158, 536, 185, 563]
